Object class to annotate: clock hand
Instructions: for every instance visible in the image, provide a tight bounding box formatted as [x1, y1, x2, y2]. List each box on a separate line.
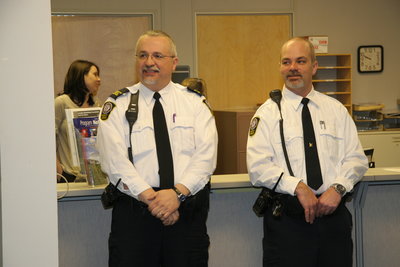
[364, 55, 372, 60]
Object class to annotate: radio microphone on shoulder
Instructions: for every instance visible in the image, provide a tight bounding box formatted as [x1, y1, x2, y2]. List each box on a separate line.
[269, 89, 282, 110]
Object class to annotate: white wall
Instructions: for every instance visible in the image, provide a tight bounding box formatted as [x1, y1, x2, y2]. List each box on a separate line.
[51, 0, 400, 110]
[6, 0, 393, 264]
[0, 0, 59, 266]
[294, 0, 400, 110]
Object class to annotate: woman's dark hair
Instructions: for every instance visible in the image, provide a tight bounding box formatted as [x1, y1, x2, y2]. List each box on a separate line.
[181, 78, 207, 97]
[62, 59, 99, 107]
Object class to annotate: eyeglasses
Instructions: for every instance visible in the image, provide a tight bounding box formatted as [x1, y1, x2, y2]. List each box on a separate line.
[136, 52, 175, 62]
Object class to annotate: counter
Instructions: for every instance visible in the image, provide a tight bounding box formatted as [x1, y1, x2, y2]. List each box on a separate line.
[56, 167, 400, 199]
[57, 173, 254, 200]
[57, 168, 400, 267]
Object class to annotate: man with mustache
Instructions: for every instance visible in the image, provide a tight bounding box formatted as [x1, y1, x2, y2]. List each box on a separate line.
[247, 37, 368, 267]
[97, 30, 218, 267]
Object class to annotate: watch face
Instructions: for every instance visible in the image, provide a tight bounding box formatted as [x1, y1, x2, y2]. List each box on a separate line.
[358, 45, 384, 73]
[334, 184, 346, 196]
[337, 184, 346, 193]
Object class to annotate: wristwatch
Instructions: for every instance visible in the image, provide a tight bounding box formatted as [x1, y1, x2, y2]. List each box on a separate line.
[173, 187, 187, 202]
[331, 183, 346, 197]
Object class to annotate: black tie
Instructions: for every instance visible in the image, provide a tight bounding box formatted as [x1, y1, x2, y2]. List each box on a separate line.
[301, 98, 323, 190]
[153, 92, 174, 189]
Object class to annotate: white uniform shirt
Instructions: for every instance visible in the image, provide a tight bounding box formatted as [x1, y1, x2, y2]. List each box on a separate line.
[247, 87, 368, 196]
[97, 82, 218, 199]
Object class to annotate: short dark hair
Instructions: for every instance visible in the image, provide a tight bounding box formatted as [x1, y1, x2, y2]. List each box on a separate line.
[62, 59, 99, 107]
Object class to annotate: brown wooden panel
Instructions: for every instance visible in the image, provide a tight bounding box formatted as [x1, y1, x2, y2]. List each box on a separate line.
[214, 111, 238, 174]
[52, 15, 151, 103]
[214, 110, 255, 174]
[237, 111, 255, 151]
[197, 14, 290, 110]
[238, 151, 248, 174]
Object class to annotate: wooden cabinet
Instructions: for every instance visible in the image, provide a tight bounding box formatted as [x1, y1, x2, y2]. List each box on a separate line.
[313, 54, 352, 114]
[214, 110, 255, 174]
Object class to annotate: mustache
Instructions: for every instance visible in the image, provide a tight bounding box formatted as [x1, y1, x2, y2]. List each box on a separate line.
[286, 71, 302, 77]
[143, 66, 160, 72]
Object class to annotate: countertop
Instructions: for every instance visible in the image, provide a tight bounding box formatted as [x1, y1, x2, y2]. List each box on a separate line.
[57, 167, 400, 199]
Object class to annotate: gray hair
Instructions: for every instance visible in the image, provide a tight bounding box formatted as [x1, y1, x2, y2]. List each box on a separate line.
[135, 30, 178, 57]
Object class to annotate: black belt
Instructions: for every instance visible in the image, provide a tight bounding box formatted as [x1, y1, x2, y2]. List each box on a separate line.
[120, 183, 210, 216]
[264, 188, 348, 218]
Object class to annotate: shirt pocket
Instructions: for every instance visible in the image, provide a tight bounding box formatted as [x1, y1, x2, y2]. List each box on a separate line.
[319, 124, 343, 162]
[273, 125, 304, 166]
[130, 121, 154, 157]
[171, 116, 195, 155]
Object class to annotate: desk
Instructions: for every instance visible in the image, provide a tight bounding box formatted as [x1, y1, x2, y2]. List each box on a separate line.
[352, 167, 400, 267]
[58, 168, 400, 267]
[57, 175, 261, 267]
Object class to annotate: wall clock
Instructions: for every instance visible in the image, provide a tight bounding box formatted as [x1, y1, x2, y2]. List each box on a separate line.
[358, 45, 384, 73]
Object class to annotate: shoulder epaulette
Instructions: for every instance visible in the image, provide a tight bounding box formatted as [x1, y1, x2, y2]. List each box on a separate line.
[109, 88, 130, 100]
[186, 87, 203, 97]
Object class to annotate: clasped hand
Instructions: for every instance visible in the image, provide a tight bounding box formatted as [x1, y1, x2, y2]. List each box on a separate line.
[139, 188, 180, 226]
[295, 182, 342, 224]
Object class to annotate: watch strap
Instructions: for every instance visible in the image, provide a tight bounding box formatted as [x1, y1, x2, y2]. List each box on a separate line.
[173, 187, 187, 202]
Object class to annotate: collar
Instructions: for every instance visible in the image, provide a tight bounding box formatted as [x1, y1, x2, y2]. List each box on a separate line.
[138, 81, 174, 106]
[282, 86, 320, 111]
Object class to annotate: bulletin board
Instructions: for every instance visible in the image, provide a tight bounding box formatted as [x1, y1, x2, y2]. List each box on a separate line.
[51, 14, 152, 103]
[196, 14, 291, 110]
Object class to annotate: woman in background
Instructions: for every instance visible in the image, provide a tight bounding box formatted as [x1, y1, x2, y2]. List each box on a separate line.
[55, 59, 101, 182]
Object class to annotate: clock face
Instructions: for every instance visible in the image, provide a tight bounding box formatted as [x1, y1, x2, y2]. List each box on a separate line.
[358, 45, 384, 73]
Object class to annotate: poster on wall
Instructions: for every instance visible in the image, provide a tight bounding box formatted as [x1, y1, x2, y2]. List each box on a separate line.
[303, 36, 328, 53]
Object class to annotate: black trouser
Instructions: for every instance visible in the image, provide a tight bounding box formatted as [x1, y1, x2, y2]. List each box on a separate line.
[109, 186, 210, 267]
[263, 200, 353, 267]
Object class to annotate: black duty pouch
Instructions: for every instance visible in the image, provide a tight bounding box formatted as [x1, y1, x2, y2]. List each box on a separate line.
[253, 188, 274, 217]
[253, 172, 284, 217]
[101, 179, 122, 209]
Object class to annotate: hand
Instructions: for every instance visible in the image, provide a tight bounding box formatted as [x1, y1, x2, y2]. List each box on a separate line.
[148, 189, 180, 219]
[295, 182, 318, 224]
[56, 159, 63, 181]
[161, 210, 180, 226]
[316, 187, 341, 217]
[138, 188, 157, 205]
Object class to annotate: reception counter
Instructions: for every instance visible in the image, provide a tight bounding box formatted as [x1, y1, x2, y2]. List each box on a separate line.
[57, 167, 400, 198]
[56, 173, 254, 199]
[57, 168, 400, 267]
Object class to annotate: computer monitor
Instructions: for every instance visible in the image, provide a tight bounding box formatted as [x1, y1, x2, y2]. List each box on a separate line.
[172, 65, 190, 84]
